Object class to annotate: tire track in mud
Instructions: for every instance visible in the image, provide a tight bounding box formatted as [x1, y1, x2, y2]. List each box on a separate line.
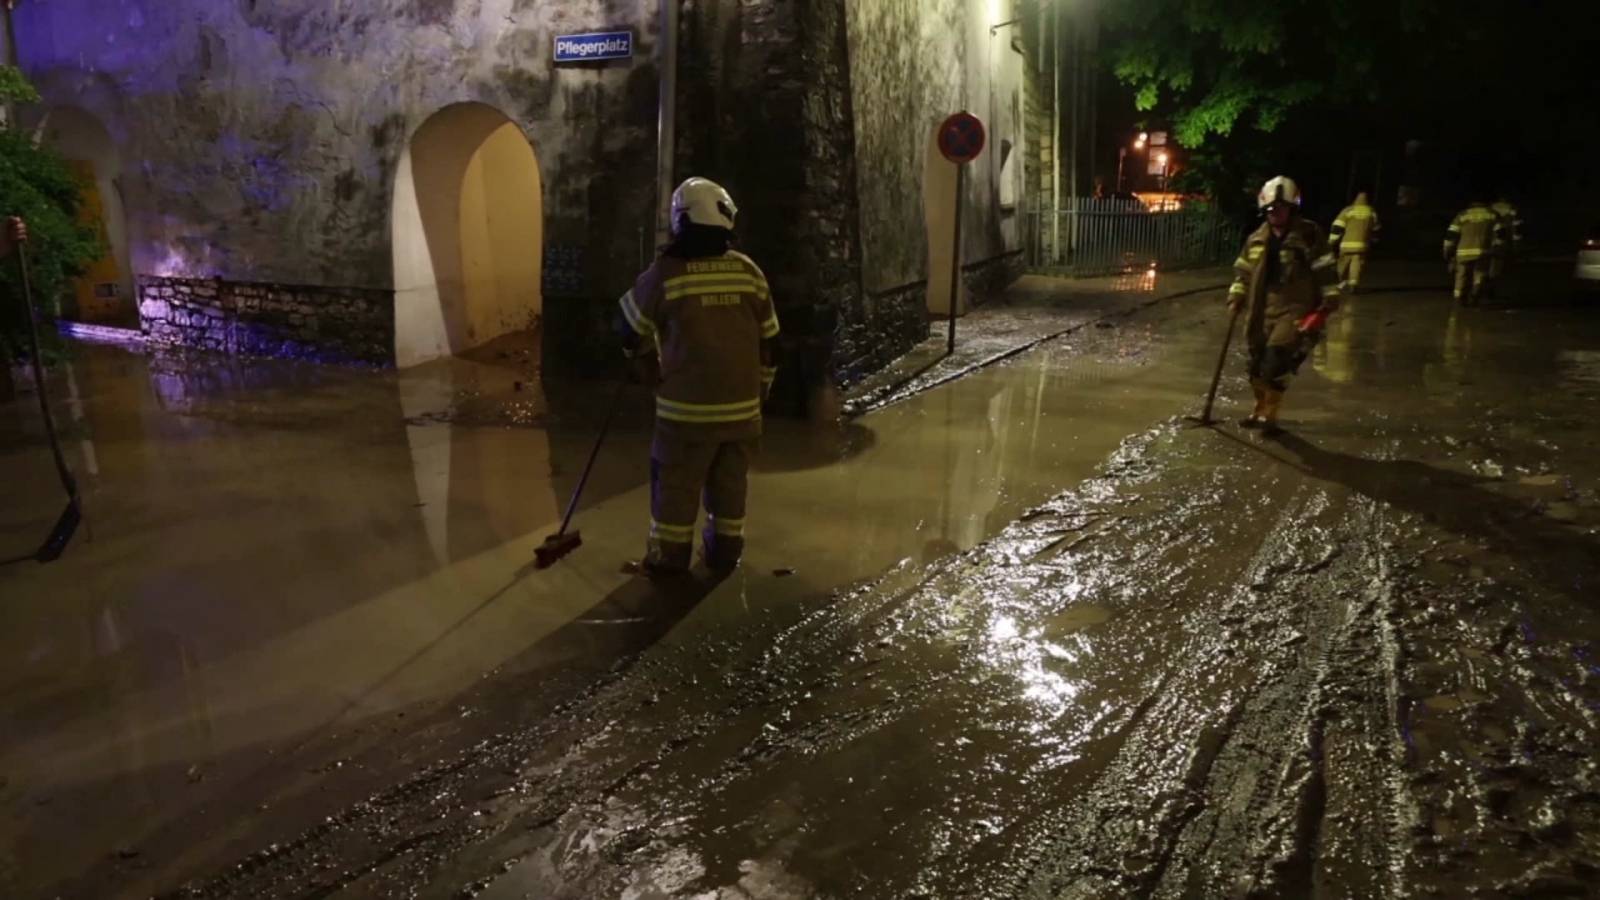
[1004, 460, 1408, 900]
[150, 415, 1600, 899]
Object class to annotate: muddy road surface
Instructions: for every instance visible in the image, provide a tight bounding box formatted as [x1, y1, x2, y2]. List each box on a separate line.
[8, 266, 1600, 898]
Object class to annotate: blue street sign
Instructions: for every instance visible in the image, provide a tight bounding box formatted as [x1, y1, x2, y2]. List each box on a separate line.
[554, 31, 634, 64]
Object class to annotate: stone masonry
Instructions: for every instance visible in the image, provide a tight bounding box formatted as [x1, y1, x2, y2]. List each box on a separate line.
[138, 277, 392, 366]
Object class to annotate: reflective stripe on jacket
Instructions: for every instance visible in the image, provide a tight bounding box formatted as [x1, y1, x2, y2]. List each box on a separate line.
[1330, 203, 1380, 253]
[620, 251, 779, 432]
[1445, 205, 1505, 262]
[1229, 217, 1339, 348]
[1490, 201, 1523, 251]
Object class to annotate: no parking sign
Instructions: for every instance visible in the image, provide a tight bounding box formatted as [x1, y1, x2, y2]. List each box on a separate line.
[938, 112, 987, 165]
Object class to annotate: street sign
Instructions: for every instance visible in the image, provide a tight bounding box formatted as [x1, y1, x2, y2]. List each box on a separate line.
[554, 30, 634, 64]
[937, 112, 986, 165]
[935, 112, 984, 355]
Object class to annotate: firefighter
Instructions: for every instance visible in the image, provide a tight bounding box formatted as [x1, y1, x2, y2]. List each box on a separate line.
[1227, 176, 1341, 437]
[1443, 195, 1507, 306]
[617, 178, 780, 575]
[1329, 191, 1380, 293]
[1488, 192, 1524, 286]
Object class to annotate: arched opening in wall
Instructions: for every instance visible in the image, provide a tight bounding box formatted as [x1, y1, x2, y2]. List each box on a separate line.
[391, 102, 543, 368]
[923, 124, 967, 317]
[37, 107, 133, 324]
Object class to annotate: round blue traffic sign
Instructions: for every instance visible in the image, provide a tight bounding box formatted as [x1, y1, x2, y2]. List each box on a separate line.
[938, 112, 986, 165]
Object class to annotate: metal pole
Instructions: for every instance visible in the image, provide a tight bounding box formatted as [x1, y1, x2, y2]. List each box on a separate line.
[654, 0, 679, 248]
[947, 162, 965, 355]
[1050, 2, 1060, 263]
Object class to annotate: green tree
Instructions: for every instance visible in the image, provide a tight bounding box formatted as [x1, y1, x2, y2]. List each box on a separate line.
[1102, 0, 1420, 151]
[1103, 0, 1599, 224]
[1, 64, 100, 364]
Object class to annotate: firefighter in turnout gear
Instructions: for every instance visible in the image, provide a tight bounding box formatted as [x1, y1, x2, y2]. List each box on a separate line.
[1488, 193, 1524, 285]
[1444, 196, 1508, 306]
[618, 178, 780, 575]
[1329, 191, 1380, 292]
[1227, 176, 1342, 437]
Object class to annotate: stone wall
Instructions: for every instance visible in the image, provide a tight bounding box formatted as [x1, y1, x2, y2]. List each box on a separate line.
[18, 0, 1038, 386]
[138, 277, 393, 366]
[677, 0, 1029, 399]
[844, 0, 1027, 296]
[16, 0, 660, 364]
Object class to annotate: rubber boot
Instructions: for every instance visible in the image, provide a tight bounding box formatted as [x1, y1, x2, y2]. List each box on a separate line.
[1260, 388, 1286, 438]
[643, 540, 693, 578]
[1239, 378, 1268, 429]
[702, 533, 745, 572]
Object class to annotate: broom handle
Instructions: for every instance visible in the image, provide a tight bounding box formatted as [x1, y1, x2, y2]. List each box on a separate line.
[555, 376, 628, 537]
[15, 243, 77, 497]
[1200, 301, 1243, 425]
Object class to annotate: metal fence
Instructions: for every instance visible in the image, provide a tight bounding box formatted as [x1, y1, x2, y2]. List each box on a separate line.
[1024, 199, 1244, 277]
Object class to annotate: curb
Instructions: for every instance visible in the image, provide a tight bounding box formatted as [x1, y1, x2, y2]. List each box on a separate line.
[845, 281, 1231, 419]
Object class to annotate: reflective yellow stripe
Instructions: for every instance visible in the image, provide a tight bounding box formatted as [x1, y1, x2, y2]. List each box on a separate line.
[656, 396, 762, 423]
[760, 315, 780, 338]
[1232, 256, 1251, 269]
[760, 366, 777, 383]
[1332, 218, 1347, 230]
[657, 408, 764, 424]
[709, 516, 745, 536]
[1246, 245, 1264, 260]
[666, 272, 756, 287]
[666, 282, 761, 301]
[1341, 243, 1366, 252]
[619, 290, 654, 336]
[1228, 281, 1247, 296]
[650, 521, 695, 542]
[657, 397, 761, 413]
[1313, 254, 1336, 270]
[1458, 249, 1485, 260]
[1321, 284, 1342, 299]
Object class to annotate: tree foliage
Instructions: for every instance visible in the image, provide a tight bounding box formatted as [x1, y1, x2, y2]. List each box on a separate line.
[1, 65, 100, 362]
[1103, 0, 1599, 217]
[1103, 0, 1422, 150]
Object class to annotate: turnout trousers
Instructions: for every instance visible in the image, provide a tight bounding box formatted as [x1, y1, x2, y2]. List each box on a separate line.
[647, 425, 758, 571]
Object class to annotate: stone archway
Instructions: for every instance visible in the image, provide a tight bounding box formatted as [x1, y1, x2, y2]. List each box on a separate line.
[36, 106, 133, 323]
[391, 103, 544, 368]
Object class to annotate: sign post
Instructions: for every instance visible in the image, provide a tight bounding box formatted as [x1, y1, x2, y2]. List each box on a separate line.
[936, 111, 986, 355]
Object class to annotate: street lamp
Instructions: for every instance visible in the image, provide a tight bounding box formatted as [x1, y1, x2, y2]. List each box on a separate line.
[1117, 133, 1150, 193]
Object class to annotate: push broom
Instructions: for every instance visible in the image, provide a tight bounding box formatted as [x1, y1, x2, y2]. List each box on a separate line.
[5, 239, 83, 564]
[533, 377, 629, 569]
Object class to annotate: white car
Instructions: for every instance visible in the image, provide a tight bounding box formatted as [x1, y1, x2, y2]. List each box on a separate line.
[1578, 228, 1600, 290]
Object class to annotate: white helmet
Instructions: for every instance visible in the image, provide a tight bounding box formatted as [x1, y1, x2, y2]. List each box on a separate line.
[1258, 175, 1302, 210]
[670, 177, 737, 235]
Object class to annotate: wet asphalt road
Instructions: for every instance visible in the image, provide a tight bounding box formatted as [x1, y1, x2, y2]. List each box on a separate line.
[6, 264, 1600, 898]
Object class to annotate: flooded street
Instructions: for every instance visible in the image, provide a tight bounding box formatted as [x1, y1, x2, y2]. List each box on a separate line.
[4, 265, 1600, 898]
